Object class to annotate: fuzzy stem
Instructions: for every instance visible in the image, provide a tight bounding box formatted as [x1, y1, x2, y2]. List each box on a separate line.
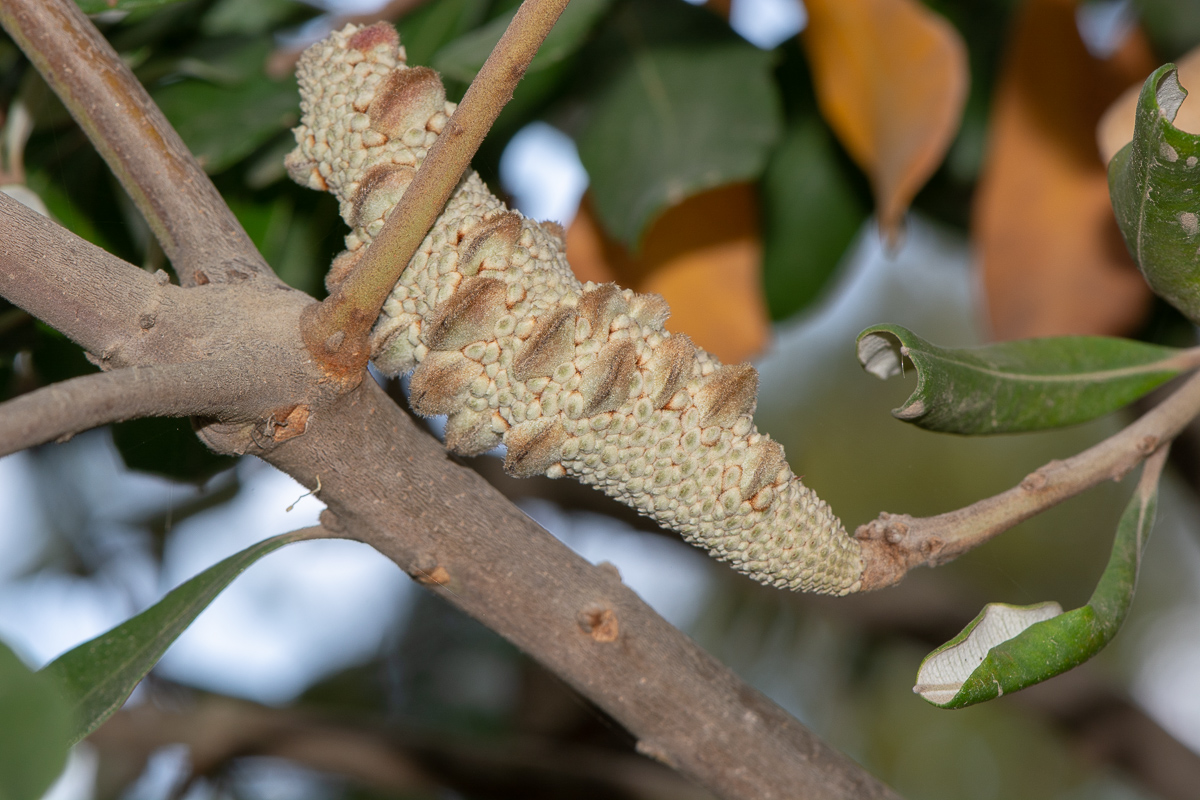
[301, 0, 572, 377]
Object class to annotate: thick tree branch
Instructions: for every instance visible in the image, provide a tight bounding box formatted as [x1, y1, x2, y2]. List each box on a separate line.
[0, 361, 247, 457]
[0, 0, 277, 288]
[302, 0, 571, 374]
[0, 191, 160, 355]
[857, 369, 1200, 590]
[248, 379, 899, 800]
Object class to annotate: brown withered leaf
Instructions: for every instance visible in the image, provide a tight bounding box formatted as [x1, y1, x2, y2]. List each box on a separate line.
[801, 0, 968, 242]
[566, 184, 770, 364]
[1097, 43, 1200, 163]
[975, 0, 1157, 340]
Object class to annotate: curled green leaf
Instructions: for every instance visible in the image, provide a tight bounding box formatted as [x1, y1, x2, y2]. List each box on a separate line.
[857, 323, 1199, 434]
[41, 527, 327, 745]
[914, 448, 1166, 708]
[1109, 64, 1200, 323]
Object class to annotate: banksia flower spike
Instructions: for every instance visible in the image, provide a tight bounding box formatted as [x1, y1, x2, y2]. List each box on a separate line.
[286, 23, 865, 594]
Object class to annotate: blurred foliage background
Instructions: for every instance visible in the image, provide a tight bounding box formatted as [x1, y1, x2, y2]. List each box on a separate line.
[3, 0, 1200, 798]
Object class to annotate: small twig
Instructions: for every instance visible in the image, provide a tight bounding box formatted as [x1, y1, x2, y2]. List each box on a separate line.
[0, 361, 243, 458]
[301, 0, 572, 376]
[857, 369, 1200, 590]
[1158, 345, 1200, 372]
[0, 0, 277, 287]
[285, 475, 321, 511]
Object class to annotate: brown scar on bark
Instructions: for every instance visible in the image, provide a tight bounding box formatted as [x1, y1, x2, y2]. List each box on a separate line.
[577, 606, 619, 642]
[635, 740, 678, 768]
[269, 404, 311, 442]
[415, 564, 451, 586]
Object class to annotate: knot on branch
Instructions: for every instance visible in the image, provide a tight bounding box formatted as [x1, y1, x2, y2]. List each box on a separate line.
[855, 512, 944, 591]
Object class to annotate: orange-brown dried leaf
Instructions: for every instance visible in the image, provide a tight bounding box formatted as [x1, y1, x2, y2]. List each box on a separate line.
[975, 0, 1156, 340]
[565, 185, 770, 364]
[802, 0, 968, 242]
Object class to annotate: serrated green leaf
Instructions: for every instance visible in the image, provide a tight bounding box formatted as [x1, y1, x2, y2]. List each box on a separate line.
[915, 451, 1164, 708]
[431, 0, 612, 82]
[1109, 64, 1200, 323]
[575, 0, 782, 247]
[0, 641, 72, 800]
[41, 528, 326, 745]
[761, 116, 868, 321]
[856, 324, 1198, 434]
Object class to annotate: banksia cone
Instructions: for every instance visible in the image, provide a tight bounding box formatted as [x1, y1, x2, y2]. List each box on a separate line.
[286, 23, 864, 594]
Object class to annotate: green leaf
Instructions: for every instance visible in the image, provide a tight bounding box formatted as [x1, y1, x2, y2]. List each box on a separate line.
[431, 0, 613, 82]
[226, 191, 336, 295]
[575, 0, 782, 247]
[75, 0, 187, 13]
[30, 321, 95, 386]
[41, 528, 325, 744]
[761, 116, 868, 321]
[915, 451, 1164, 708]
[201, 0, 308, 36]
[152, 42, 299, 174]
[0, 641, 72, 800]
[25, 170, 114, 252]
[856, 323, 1198, 434]
[111, 416, 237, 484]
[1109, 64, 1200, 323]
[396, 0, 492, 71]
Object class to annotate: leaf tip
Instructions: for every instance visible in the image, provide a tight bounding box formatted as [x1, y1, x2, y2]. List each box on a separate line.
[894, 399, 926, 420]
